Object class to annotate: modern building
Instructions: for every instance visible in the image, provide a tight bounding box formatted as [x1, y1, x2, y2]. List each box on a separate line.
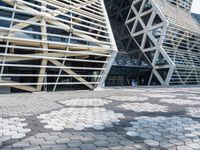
[0, 0, 200, 93]
[105, 0, 152, 87]
[0, 0, 117, 93]
[126, 0, 200, 85]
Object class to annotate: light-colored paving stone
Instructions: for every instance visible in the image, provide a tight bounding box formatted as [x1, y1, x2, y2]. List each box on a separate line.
[187, 96, 200, 100]
[59, 98, 112, 106]
[160, 99, 200, 105]
[108, 96, 149, 101]
[177, 146, 193, 150]
[0, 117, 30, 142]
[80, 143, 96, 150]
[169, 139, 184, 146]
[125, 116, 200, 148]
[186, 107, 200, 117]
[185, 142, 200, 149]
[144, 140, 159, 146]
[141, 93, 176, 98]
[126, 131, 139, 137]
[38, 107, 124, 131]
[118, 103, 168, 112]
[12, 141, 30, 148]
[160, 142, 176, 149]
[0, 94, 62, 117]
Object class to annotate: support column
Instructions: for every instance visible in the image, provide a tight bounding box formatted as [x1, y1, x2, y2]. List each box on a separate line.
[37, 1, 48, 91]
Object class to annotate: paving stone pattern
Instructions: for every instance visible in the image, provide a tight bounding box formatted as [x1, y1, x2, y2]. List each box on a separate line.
[0, 118, 31, 140]
[125, 116, 200, 149]
[160, 99, 200, 105]
[59, 98, 112, 106]
[108, 96, 149, 101]
[1, 87, 200, 150]
[117, 102, 168, 112]
[186, 107, 200, 118]
[37, 107, 124, 131]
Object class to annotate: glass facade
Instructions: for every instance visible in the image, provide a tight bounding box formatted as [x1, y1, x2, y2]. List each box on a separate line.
[105, 0, 151, 86]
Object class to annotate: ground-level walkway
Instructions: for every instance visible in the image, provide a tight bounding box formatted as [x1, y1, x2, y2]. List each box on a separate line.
[1, 87, 200, 150]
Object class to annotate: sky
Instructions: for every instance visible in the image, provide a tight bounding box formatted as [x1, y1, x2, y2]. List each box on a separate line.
[191, 0, 200, 14]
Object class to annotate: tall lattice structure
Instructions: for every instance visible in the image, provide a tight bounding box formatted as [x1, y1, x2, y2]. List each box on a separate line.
[0, 0, 117, 92]
[126, 0, 200, 85]
[105, 0, 150, 68]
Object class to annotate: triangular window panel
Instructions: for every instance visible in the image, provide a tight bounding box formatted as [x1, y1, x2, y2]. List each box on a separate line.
[122, 37, 130, 50]
[170, 70, 181, 85]
[185, 71, 197, 84]
[126, 37, 140, 50]
[134, 33, 144, 47]
[156, 68, 169, 81]
[151, 27, 162, 42]
[177, 69, 195, 84]
[152, 14, 163, 26]
[127, 20, 135, 32]
[144, 35, 155, 49]
[134, 0, 143, 13]
[155, 52, 168, 66]
[141, 13, 152, 26]
[144, 50, 156, 63]
[150, 74, 161, 85]
[141, 0, 152, 13]
[128, 9, 136, 20]
[179, 71, 188, 81]
[139, 54, 151, 67]
[135, 21, 143, 33]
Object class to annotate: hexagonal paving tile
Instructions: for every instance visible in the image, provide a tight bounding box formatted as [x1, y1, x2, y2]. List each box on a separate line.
[125, 116, 200, 148]
[186, 107, 200, 118]
[37, 107, 125, 131]
[0, 96, 62, 117]
[59, 98, 112, 106]
[108, 96, 149, 101]
[0, 117, 31, 140]
[160, 99, 200, 105]
[189, 96, 200, 100]
[118, 103, 168, 112]
[141, 93, 176, 98]
[144, 140, 159, 146]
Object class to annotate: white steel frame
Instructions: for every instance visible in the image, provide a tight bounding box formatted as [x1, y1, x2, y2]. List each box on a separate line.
[0, 0, 118, 92]
[126, 0, 200, 85]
